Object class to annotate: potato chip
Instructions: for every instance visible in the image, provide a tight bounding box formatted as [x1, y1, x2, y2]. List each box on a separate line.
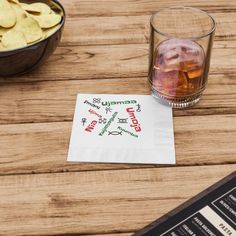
[21, 2, 51, 14]
[31, 13, 61, 29]
[2, 29, 27, 49]
[0, 0, 63, 51]
[14, 16, 43, 43]
[8, 0, 19, 3]
[0, 27, 9, 36]
[0, 0, 17, 28]
[20, 2, 41, 14]
[10, 2, 27, 20]
[0, 42, 4, 50]
[43, 24, 60, 38]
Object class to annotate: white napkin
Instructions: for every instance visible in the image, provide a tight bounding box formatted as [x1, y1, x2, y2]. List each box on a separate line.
[67, 94, 175, 164]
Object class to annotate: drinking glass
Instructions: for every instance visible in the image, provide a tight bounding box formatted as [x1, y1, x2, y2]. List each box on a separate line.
[149, 7, 216, 108]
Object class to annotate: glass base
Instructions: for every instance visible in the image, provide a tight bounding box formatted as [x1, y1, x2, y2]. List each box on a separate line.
[151, 88, 202, 109]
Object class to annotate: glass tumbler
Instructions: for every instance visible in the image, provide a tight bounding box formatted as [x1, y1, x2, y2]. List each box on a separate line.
[149, 7, 216, 108]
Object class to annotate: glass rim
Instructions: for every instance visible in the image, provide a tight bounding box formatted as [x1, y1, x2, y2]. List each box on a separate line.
[150, 6, 216, 40]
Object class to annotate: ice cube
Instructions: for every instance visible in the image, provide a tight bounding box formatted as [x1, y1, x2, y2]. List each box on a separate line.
[153, 70, 181, 97]
[187, 69, 203, 79]
[155, 38, 204, 73]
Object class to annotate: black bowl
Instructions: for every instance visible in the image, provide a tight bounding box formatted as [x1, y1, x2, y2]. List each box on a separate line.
[0, 0, 65, 77]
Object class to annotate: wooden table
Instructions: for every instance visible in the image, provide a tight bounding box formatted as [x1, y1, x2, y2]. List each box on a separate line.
[0, 0, 235, 235]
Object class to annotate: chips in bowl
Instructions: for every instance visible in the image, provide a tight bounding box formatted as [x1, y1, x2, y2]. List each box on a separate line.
[0, 0, 63, 51]
[0, 0, 17, 28]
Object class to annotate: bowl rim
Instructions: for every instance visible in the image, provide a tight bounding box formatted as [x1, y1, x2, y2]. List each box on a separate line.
[0, 0, 66, 55]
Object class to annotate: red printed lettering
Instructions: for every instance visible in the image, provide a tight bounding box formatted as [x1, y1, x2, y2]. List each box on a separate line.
[85, 120, 97, 132]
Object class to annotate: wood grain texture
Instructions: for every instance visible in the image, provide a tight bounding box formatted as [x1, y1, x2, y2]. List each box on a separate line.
[0, 165, 234, 235]
[0, 114, 235, 175]
[62, 13, 236, 46]
[0, 74, 235, 124]
[0, 41, 236, 83]
[61, 0, 236, 17]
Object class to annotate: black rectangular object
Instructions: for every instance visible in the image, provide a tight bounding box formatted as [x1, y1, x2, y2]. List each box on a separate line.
[133, 171, 236, 236]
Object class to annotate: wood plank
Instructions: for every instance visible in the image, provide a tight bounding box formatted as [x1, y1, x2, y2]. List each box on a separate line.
[0, 73, 235, 124]
[0, 114, 235, 175]
[61, 0, 236, 17]
[0, 44, 148, 82]
[0, 41, 235, 83]
[0, 165, 234, 235]
[62, 13, 236, 46]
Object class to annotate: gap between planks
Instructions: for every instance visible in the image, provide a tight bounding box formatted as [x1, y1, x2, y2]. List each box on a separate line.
[0, 163, 234, 178]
